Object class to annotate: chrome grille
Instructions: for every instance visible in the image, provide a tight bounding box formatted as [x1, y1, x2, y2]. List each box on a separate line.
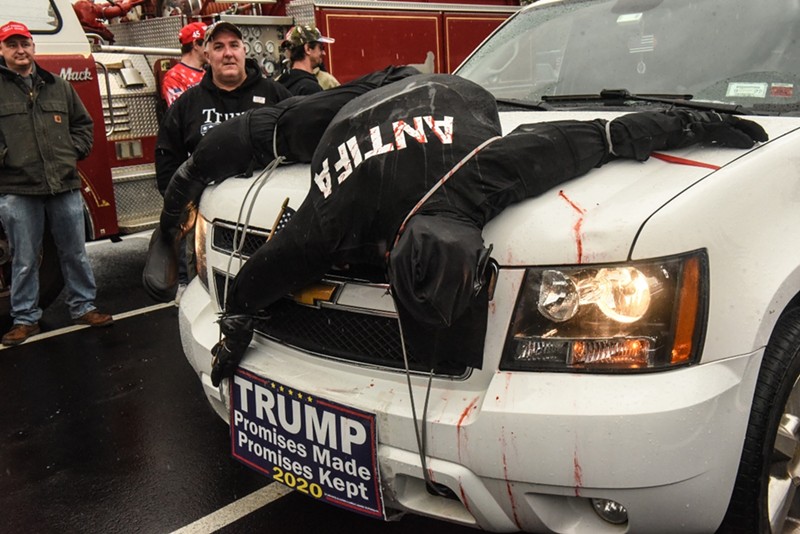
[212, 222, 269, 257]
[255, 298, 442, 373]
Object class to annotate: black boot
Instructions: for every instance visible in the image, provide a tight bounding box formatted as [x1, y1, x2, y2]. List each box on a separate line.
[142, 223, 182, 302]
[142, 158, 208, 303]
[211, 314, 254, 386]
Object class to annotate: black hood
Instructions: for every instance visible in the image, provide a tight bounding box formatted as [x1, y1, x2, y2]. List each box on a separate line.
[389, 214, 489, 328]
[388, 214, 491, 373]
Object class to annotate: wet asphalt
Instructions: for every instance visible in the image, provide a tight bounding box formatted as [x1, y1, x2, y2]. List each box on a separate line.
[0, 233, 477, 534]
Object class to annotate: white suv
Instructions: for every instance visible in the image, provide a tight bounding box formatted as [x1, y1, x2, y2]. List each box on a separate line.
[179, 0, 800, 531]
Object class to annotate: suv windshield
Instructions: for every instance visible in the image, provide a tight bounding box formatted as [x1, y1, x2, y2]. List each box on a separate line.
[457, 0, 800, 113]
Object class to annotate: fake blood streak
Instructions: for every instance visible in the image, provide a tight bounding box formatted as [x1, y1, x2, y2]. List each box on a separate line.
[559, 190, 587, 263]
[651, 152, 720, 170]
[500, 429, 522, 529]
[574, 448, 584, 497]
[456, 396, 479, 463]
[459, 482, 472, 515]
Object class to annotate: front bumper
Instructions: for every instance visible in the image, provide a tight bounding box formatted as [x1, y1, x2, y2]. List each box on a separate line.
[179, 279, 761, 533]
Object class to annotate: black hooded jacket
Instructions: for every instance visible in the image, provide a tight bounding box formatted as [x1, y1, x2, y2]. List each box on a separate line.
[278, 69, 323, 96]
[154, 58, 291, 193]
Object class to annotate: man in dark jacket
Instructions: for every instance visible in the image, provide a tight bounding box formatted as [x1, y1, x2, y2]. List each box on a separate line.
[0, 21, 113, 346]
[155, 21, 292, 298]
[277, 24, 334, 96]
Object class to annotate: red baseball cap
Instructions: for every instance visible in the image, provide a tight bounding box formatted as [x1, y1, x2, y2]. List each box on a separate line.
[0, 21, 33, 42]
[178, 22, 206, 45]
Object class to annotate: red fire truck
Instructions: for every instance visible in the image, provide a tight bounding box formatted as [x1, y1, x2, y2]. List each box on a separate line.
[282, 0, 519, 83]
[0, 0, 518, 317]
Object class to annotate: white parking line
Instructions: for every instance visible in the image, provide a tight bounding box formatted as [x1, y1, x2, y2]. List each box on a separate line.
[0, 302, 175, 350]
[170, 484, 294, 534]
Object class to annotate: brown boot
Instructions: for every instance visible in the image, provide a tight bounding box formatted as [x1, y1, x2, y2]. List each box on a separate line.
[74, 310, 114, 327]
[2, 323, 41, 346]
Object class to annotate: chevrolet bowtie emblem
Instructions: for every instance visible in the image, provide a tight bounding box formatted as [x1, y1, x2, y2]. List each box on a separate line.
[289, 282, 338, 306]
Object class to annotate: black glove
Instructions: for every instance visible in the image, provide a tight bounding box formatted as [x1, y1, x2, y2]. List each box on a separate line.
[673, 110, 768, 148]
[210, 313, 254, 386]
[609, 110, 768, 161]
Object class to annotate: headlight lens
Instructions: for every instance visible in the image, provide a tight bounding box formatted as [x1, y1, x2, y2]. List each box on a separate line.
[195, 215, 209, 290]
[502, 251, 707, 372]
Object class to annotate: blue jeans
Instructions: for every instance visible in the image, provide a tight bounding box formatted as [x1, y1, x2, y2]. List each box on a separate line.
[0, 191, 97, 324]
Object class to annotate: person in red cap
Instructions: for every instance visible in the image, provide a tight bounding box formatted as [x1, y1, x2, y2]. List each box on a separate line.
[277, 24, 336, 95]
[161, 22, 207, 108]
[0, 21, 114, 345]
[0, 21, 32, 39]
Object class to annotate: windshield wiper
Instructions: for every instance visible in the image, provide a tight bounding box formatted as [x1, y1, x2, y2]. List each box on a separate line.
[494, 98, 551, 111]
[542, 89, 751, 115]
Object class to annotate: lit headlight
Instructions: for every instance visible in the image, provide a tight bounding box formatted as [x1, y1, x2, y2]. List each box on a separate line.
[502, 251, 707, 372]
[194, 215, 209, 290]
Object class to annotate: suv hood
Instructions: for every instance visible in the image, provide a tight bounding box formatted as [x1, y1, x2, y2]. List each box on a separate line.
[484, 111, 800, 266]
[199, 111, 799, 266]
